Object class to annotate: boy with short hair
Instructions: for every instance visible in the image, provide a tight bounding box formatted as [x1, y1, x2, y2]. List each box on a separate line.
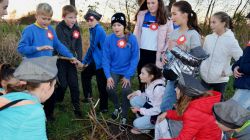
[213, 99, 250, 140]
[80, 9, 108, 113]
[17, 3, 80, 120]
[54, 5, 82, 117]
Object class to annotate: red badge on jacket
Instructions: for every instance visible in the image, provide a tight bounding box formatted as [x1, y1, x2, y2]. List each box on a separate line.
[117, 39, 127, 48]
[149, 23, 158, 31]
[177, 35, 187, 45]
[73, 30, 80, 39]
[47, 30, 54, 40]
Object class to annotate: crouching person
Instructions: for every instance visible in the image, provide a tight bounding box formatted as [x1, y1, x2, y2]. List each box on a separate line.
[213, 99, 250, 140]
[128, 64, 165, 134]
[155, 73, 222, 140]
[0, 56, 57, 140]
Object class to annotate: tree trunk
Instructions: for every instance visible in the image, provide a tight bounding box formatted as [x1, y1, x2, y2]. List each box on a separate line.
[70, 0, 76, 7]
[204, 0, 214, 27]
[233, 0, 243, 19]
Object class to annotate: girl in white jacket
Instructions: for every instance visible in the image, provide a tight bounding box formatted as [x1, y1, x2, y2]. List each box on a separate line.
[127, 63, 165, 134]
[200, 12, 243, 98]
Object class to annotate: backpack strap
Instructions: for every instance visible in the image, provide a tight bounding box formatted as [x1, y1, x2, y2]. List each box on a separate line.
[153, 84, 165, 91]
[0, 99, 26, 111]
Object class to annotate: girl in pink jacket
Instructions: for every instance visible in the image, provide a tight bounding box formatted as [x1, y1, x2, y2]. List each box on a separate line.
[134, 0, 173, 90]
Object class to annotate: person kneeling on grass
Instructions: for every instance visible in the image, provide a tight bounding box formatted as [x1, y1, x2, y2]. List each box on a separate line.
[213, 99, 250, 140]
[0, 56, 57, 140]
[128, 63, 165, 134]
[155, 73, 222, 140]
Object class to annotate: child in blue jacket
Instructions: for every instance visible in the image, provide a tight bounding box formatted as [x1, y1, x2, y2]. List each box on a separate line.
[102, 13, 139, 124]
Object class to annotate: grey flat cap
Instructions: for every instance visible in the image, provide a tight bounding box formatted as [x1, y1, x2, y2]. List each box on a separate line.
[213, 99, 250, 129]
[14, 56, 58, 83]
[178, 73, 207, 97]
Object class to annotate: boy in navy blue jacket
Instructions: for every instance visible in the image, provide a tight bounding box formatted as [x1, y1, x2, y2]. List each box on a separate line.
[54, 5, 82, 118]
[80, 9, 108, 112]
[17, 3, 80, 121]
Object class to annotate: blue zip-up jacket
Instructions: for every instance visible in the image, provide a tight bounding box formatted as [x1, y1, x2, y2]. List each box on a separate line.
[18, 24, 73, 58]
[82, 24, 106, 69]
[102, 33, 139, 80]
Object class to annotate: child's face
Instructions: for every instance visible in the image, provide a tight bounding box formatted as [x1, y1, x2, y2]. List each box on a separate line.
[63, 12, 77, 28]
[1, 80, 7, 89]
[215, 121, 233, 132]
[35, 13, 52, 28]
[139, 68, 153, 84]
[171, 6, 188, 26]
[175, 87, 181, 99]
[86, 17, 98, 28]
[147, 0, 158, 15]
[112, 22, 124, 37]
[39, 79, 56, 103]
[0, 0, 8, 18]
[210, 16, 226, 34]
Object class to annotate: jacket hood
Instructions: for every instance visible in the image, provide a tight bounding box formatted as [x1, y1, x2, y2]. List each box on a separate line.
[188, 91, 221, 115]
[212, 29, 235, 38]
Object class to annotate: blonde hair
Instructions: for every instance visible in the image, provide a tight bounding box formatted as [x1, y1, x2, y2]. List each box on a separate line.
[36, 3, 53, 16]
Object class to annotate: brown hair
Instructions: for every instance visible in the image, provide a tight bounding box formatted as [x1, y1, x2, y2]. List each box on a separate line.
[176, 85, 213, 116]
[0, 64, 15, 88]
[172, 1, 202, 34]
[134, 0, 168, 25]
[6, 78, 56, 93]
[213, 12, 233, 30]
[0, 0, 3, 3]
[62, 5, 77, 17]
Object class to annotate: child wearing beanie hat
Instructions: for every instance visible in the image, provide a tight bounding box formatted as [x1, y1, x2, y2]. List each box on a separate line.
[213, 99, 250, 140]
[102, 12, 139, 124]
[155, 73, 222, 140]
[80, 8, 108, 113]
[0, 56, 57, 139]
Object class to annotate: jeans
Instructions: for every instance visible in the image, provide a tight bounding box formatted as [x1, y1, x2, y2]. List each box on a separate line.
[106, 73, 131, 119]
[130, 96, 155, 130]
[160, 80, 177, 112]
[232, 89, 250, 111]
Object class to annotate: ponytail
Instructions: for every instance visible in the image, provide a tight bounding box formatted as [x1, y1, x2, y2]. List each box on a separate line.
[213, 12, 234, 31]
[188, 10, 202, 34]
[173, 1, 202, 34]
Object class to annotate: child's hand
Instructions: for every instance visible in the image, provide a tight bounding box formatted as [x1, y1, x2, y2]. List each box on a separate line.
[157, 112, 167, 123]
[131, 107, 140, 114]
[127, 92, 137, 100]
[233, 66, 243, 78]
[121, 77, 130, 88]
[161, 53, 168, 64]
[107, 78, 115, 89]
[36, 45, 53, 51]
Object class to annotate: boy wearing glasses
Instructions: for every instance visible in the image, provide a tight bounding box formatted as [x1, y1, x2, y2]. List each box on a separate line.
[80, 9, 108, 113]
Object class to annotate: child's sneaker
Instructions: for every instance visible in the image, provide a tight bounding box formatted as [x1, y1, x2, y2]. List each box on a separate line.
[111, 107, 122, 120]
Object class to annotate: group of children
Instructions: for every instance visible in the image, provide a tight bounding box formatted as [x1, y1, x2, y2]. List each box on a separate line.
[0, 0, 250, 139]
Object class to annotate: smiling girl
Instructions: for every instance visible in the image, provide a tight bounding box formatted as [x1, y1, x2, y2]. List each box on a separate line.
[102, 13, 139, 124]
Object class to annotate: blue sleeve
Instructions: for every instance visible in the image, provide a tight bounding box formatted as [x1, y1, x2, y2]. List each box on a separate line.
[238, 49, 250, 74]
[125, 35, 139, 79]
[52, 28, 73, 58]
[102, 36, 111, 79]
[82, 29, 95, 64]
[232, 57, 241, 71]
[17, 27, 39, 56]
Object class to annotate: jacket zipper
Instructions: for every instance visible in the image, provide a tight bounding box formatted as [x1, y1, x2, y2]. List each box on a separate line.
[206, 36, 219, 82]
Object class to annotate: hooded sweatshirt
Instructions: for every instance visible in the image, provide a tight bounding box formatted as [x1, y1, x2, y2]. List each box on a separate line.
[200, 29, 243, 83]
[162, 91, 222, 140]
[134, 79, 165, 116]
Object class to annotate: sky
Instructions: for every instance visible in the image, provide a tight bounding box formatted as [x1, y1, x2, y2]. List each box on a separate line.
[4, 0, 250, 22]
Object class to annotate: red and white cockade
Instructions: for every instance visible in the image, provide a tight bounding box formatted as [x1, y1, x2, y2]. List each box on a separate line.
[177, 35, 187, 45]
[117, 39, 127, 48]
[73, 30, 80, 39]
[47, 30, 54, 40]
[149, 23, 158, 31]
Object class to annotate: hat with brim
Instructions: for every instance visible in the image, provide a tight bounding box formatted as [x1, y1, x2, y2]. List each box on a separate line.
[14, 56, 58, 83]
[84, 9, 102, 21]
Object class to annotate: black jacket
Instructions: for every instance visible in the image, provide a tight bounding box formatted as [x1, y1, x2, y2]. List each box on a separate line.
[55, 20, 83, 60]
